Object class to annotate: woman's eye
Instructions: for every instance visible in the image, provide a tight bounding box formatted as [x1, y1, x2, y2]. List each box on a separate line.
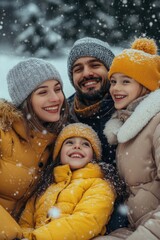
[55, 87, 62, 93]
[37, 90, 47, 95]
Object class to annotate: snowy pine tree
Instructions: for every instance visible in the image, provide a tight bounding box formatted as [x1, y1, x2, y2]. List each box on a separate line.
[57, 0, 118, 46]
[13, 2, 62, 58]
[112, 0, 160, 47]
[5, 0, 159, 55]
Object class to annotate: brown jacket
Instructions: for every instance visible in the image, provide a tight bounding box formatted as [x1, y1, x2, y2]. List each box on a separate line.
[104, 89, 160, 240]
[0, 100, 56, 239]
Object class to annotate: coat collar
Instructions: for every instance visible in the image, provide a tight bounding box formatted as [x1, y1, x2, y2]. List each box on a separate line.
[54, 163, 103, 183]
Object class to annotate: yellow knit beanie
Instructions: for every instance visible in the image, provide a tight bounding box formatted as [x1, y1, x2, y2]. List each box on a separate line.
[53, 123, 102, 161]
[108, 37, 160, 91]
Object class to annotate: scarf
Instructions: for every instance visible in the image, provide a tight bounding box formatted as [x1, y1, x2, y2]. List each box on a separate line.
[73, 93, 114, 118]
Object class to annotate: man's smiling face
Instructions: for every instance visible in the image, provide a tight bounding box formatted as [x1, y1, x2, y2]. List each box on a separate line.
[72, 57, 109, 101]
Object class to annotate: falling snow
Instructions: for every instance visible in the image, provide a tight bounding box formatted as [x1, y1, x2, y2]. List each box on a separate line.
[48, 206, 61, 219]
[118, 204, 129, 216]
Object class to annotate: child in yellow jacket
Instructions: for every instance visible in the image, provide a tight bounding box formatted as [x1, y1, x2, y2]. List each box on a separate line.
[19, 123, 126, 240]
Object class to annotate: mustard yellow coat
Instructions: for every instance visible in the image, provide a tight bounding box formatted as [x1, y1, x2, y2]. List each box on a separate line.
[0, 100, 56, 239]
[19, 163, 116, 240]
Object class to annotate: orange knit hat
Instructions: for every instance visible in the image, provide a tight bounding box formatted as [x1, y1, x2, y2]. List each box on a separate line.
[108, 37, 160, 91]
[53, 123, 102, 161]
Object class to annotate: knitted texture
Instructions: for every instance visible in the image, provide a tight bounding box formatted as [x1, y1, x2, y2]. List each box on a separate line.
[53, 123, 102, 161]
[67, 37, 115, 85]
[7, 58, 63, 106]
[108, 37, 160, 91]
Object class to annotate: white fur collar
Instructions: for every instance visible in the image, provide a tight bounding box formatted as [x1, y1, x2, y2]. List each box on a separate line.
[104, 89, 160, 143]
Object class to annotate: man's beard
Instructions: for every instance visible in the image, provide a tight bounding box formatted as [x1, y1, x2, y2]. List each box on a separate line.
[75, 78, 110, 105]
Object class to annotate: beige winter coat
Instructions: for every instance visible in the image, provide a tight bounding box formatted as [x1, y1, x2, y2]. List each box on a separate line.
[0, 100, 56, 239]
[103, 89, 160, 240]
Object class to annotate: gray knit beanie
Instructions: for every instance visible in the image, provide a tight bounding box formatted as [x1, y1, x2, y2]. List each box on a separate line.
[7, 58, 63, 106]
[67, 37, 115, 85]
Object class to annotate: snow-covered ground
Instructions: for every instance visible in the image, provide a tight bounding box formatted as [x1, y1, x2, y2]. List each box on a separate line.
[0, 46, 122, 101]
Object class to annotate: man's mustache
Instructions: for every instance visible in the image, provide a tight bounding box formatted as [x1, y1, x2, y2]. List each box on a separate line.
[79, 77, 102, 86]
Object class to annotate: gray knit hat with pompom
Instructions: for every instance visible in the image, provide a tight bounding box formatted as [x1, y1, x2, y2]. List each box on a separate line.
[7, 58, 63, 106]
[67, 37, 115, 85]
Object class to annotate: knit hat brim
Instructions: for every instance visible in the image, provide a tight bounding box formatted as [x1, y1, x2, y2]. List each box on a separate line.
[53, 123, 102, 161]
[67, 37, 115, 85]
[7, 58, 63, 106]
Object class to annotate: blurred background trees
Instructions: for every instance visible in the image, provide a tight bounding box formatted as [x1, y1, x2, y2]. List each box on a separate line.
[0, 0, 159, 58]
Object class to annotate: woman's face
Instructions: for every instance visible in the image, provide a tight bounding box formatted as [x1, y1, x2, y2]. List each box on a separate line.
[31, 79, 64, 122]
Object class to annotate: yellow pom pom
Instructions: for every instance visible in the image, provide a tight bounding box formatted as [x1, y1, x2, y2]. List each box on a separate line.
[131, 37, 157, 55]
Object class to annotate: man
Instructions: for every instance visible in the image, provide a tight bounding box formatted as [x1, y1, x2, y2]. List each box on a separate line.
[67, 37, 128, 234]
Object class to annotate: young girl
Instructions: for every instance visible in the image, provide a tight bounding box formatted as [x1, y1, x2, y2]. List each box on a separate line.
[101, 37, 160, 240]
[19, 123, 126, 240]
[0, 58, 68, 239]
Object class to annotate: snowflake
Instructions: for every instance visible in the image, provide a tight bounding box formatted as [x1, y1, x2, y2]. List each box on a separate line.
[26, 113, 31, 120]
[48, 206, 61, 219]
[118, 204, 129, 216]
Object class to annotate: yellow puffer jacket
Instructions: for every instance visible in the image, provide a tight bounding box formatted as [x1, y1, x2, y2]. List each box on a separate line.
[0, 100, 56, 239]
[19, 163, 116, 240]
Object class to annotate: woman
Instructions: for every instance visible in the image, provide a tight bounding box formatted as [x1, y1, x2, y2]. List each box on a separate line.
[0, 58, 68, 239]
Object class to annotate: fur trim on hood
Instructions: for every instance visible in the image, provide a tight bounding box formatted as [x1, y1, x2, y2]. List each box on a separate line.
[0, 99, 23, 131]
[104, 89, 160, 144]
[103, 112, 123, 145]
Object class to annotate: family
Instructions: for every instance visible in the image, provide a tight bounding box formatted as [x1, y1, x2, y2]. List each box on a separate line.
[0, 36, 160, 240]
